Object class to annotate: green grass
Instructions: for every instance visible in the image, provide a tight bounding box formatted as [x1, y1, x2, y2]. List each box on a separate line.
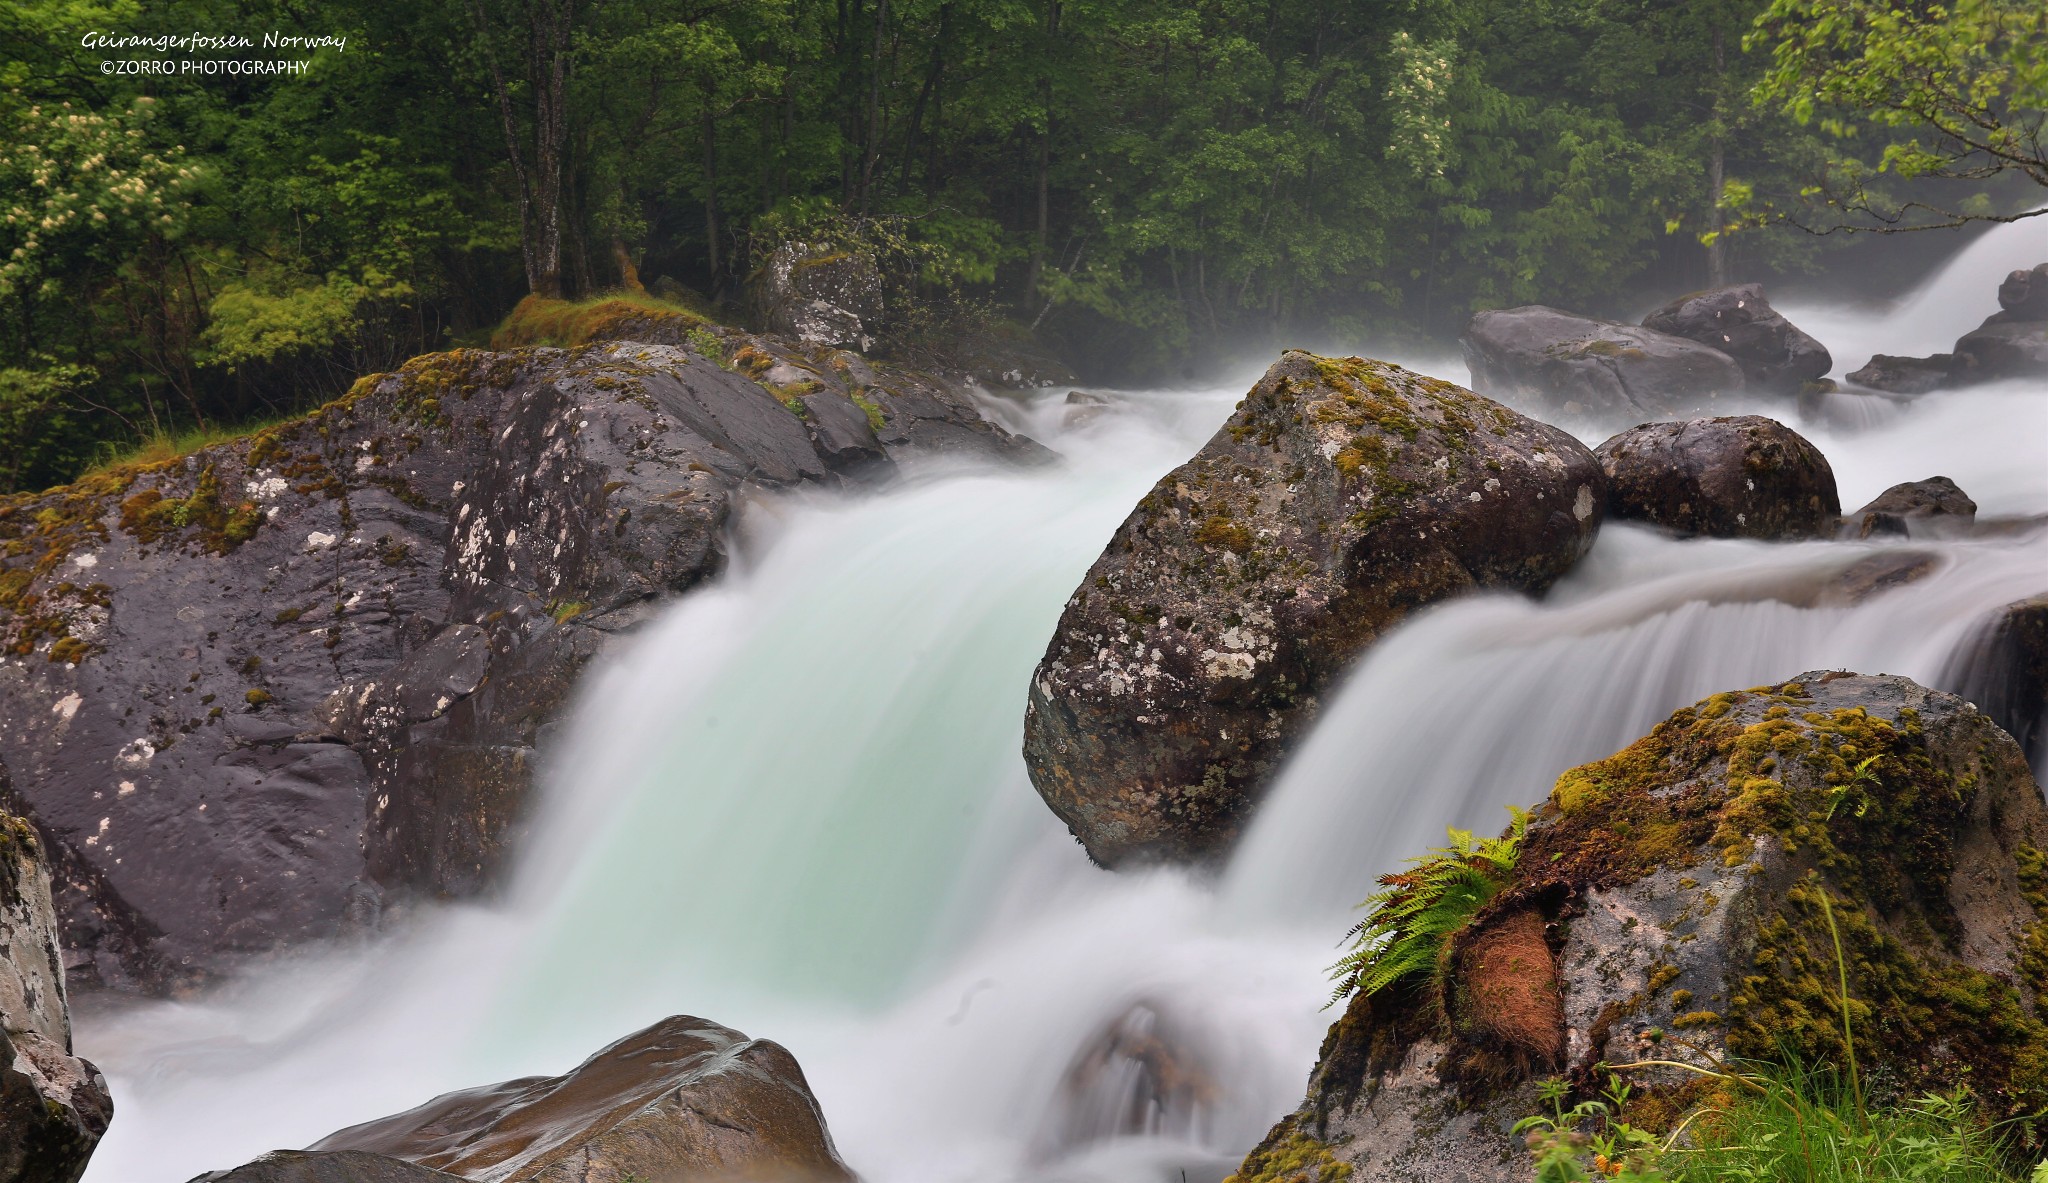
[489, 290, 707, 350]
[77, 413, 302, 481]
[1520, 1065, 2038, 1182]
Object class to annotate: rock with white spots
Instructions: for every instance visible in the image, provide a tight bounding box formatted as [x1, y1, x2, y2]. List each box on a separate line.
[1641, 283, 1832, 394]
[1022, 351, 1605, 867]
[0, 329, 1046, 990]
[1594, 415, 1839, 541]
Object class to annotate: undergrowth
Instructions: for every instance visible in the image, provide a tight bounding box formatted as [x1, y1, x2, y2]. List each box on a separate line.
[80, 413, 300, 480]
[489, 290, 706, 349]
[1327, 806, 1528, 1006]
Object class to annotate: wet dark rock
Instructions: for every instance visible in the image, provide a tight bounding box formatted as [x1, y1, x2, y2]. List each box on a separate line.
[1640, 283, 1832, 394]
[0, 766, 111, 1183]
[1461, 305, 1746, 425]
[190, 1151, 461, 1183]
[312, 1015, 855, 1183]
[1035, 1000, 1219, 1158]
[1948, 593, 2048, 775]
[1999, 262, 2048, 322]
[1953, 319, 2048, 383]
[0, 331, 1043, 990]
[1594, 416, 1840, 540]
[1842, 475, 1976, 539]
[1846, 353, 1955, 394]
[1813, 550, 1941, 607]
[1061, 390, 1111, 429]
[1237, 673, 2048, 1180]
[1024, 352, 1603, 867]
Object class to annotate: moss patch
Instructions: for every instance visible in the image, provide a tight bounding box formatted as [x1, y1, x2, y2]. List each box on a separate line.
[1225, 1114, 1354, 1182]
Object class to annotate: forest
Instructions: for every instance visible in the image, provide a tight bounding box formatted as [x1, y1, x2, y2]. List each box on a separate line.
[1, 0, 2041, 492]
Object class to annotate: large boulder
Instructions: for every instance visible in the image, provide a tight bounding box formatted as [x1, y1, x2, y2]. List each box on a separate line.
[1841, 475, 1976, 539]
[1848, 260, 2048, 392]
[1, 765, 111, 1183]
[0, 327, 1043, 991]
[1953, 319, 2048, 383]
[1232, 673, 2048, 1181]
[1594, 416, 1840, 540]
[1999, 262, 2048, 322]
[1641, 283, 1832, 393]
[756, 241, 885, 352]
[1461, 306, 1746, 425]
[191, 1152, 460, 1183]
[1024, 352, 1604, 867]
[308, 1015, 855, 1183]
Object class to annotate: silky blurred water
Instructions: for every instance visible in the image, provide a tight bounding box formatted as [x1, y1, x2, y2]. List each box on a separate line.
[77, 225, 2048, 1183]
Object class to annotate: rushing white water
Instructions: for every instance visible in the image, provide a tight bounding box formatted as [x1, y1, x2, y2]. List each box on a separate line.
[77, 235, 2048, 1182]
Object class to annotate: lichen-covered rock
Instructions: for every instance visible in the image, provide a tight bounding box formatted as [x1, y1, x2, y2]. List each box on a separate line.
[1238, 672, 2048, 1180]
[1641, 283, 1832, 394]
[1846, 352, 1955, 394]
[1842, 475, 1976, 539]
[0, 330, 1044, 990]
[1594, 416, 1840, 540]
[1, 762, 110, 1183]
[311, 1015, 855, 1183]
[757, 241, 885, 352]
[1461, 305, 1746, 425]
[1024, 352, 1604, 866]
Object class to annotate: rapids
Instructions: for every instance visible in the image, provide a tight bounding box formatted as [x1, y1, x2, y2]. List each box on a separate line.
[77, 223, 2048, 1182]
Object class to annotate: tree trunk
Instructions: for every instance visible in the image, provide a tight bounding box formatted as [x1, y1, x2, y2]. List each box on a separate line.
[1022, 0, 1060, 309]
[703, 109, 723, 292]
[1705, 24, 1728, 288]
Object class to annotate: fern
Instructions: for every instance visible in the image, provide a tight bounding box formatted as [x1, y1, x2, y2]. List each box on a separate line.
[1327, 806, 1530, 1007]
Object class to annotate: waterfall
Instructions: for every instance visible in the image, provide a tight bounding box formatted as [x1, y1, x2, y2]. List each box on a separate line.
[76, 264, 2046, 1181]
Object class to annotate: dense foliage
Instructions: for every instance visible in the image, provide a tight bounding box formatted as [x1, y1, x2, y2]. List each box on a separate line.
[0, 0, 2039, 491]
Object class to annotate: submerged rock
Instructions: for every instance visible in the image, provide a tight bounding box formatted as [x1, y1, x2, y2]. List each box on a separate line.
[1034, 1000, 1220, 1158]
[1842, 475, 1977, 539]
[0, 328, 1042, 990]
[1461, 305, 1745, 424]
[1594, 416, 1840, 540]
[1024, 351, 1603, 866]
[1641, 283, 1832, 394]
[0, 763, 111, 1183]
[311, 1015, 855, 1183]
[1234, 672, 2048, 1181]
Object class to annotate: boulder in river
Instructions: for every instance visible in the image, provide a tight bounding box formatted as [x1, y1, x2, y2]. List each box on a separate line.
[1640, 283, 1832, 394]
[1231, 672, 2048, 1181]
[1841, 475, 1976, 539]
[1953, 319, 2048, 383]
[1024, 351, 1604, 867]
[0, 763, 111, 1183]
[1999, 262, 2048, 321]
[1594, 415, 1840, 540]
[1845, 352, 1955, 395]
[1848, 260, 2048, 392]
[1948, 592, 2048, 774]
[0, 323, 1043, 991]
[309, 1015, 854, 1183]
[1461, 305, 1746, 425]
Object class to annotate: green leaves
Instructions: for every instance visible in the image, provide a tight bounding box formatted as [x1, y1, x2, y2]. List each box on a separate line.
[1327, 805, 1529, 1007]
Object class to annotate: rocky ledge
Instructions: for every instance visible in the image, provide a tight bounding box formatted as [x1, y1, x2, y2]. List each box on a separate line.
[0, 318, 1043, 991]
[1023, 351, 1604, 867]
[1230, 672, 2048, 1181]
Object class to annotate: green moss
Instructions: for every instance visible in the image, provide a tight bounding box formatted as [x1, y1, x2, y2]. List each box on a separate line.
[1195, 514, 1256, 553]
[244, 688, 272, 707]
[850, 390, 887, 432]
[118, 464, 263, 555]
[1226, 1115, 1354, 1183]
[489, 291, 707, 350]
[48, 636, 88, 664]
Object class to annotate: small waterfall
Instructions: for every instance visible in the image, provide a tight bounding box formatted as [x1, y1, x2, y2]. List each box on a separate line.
[73, 231, 2048, 1183]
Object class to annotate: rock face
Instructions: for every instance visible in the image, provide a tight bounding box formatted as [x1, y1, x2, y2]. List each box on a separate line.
[1641, 283, 1832, 393]
[1461, 306, 1746, 424]
[1842, 475, 1976, 539]
[1, 765, 111, 1183]
[1024, 352, 1604, 866]
[310, 1015, 855, 1183]
[0, 328, 1043, 991]
[1594, 416, 1840, 540]
[757, 242, 886, 352]
[2000, 262, 2048, 321]
[1233, 673, 2048, 1181]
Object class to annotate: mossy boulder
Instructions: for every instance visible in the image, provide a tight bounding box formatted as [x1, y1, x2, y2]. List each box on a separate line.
[1023, 351, 1604, 867]
[1241, 672, 2048, 1181]
[307, 1015, 855, 1183]
[0, 327, 1044, 991]
[1641, 283, 1832, 395]
[1594, 415, 1840, 540]
[1460, 305, 1746, 426]
[0, 760, 111, 1183]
